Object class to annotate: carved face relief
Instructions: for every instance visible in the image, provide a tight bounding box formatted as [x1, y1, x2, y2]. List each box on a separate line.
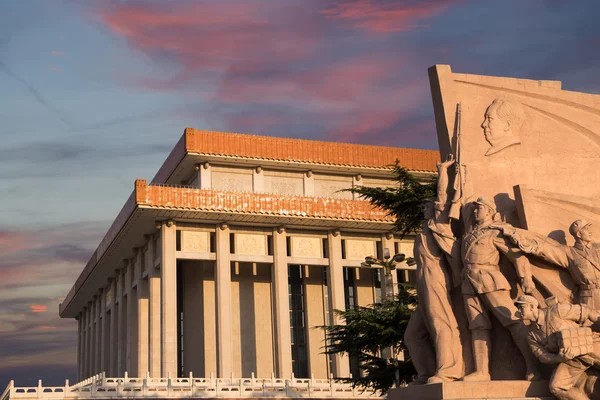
[578, 225, 593, 243]
[481, 98, 525, 156]
[481, 104, 506, 146]
[473, 203, 492, 225]
[515, 303, 535, 322]
[422, 202, 435, 220]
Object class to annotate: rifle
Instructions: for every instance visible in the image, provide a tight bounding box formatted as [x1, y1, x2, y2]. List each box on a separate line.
[448, 103, 462, 220]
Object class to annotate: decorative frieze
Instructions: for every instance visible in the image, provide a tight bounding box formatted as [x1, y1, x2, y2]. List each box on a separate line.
[290, 237, 322, 258]
[181, 230, 210, 253]
[345, 239, 377, 260]
[235, 233, 267, 256]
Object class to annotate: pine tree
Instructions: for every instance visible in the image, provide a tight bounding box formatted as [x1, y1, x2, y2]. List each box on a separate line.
[320, 162, 436, 393]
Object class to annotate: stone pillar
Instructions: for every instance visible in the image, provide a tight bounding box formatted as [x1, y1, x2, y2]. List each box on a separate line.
[100, 287, 107, 374]
[253, 166, 264, 192]
[381, 233, 396, 299]
[215, 223, 232, 377]
[351, 174, 363, 200]
[303, 170, 314, 196]
[87, 303, 93, 378]
[161, 221, 178, 377]
[272, 227, 292, 378]
[327, 230, 350, 378]
[116, 268, 124, 376]
[148, 235, 161, 378]
[135, 249, 149, 377]
[95, 293, 102, 374]
[198, 162, 212, 189]
[109, 278, 118, 377]
[125, 261, 135, 375]
[77, 314, 82, 381]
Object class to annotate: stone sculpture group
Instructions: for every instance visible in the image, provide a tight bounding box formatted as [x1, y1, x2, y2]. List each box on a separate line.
[405, 87, 600, 400]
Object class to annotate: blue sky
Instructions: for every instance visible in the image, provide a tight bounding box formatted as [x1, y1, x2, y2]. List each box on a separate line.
[1, 0, 599, 388]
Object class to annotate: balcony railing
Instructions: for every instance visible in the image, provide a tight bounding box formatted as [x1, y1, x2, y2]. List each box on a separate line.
[2, 372, 380, 399]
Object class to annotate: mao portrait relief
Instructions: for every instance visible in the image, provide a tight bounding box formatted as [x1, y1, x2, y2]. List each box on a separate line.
[481, 98, 526, 156]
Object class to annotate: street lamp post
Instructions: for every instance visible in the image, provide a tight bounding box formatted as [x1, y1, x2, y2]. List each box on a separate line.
[361, 248, 415, 300]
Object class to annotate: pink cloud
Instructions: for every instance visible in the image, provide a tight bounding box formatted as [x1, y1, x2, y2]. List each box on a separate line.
[321, 0, 462, 33]
[49, 66, 63, 71]
[95, 1, 323, 91]
[30, 305, 48, 313]
[51, 50, 65, 55]
[90, 1, 433, 143]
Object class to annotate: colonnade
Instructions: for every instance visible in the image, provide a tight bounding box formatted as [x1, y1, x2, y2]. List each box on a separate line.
[76, 222, 400, 382]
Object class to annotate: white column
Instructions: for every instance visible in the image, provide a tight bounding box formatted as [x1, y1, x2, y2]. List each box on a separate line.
[125, 261, 134, 375]
[148, 235, 161, 377]
[327, 230, 350, 378]
[198, 162, 212, 189]
[272, 227, 292, 378]
[351, 175, 363, 200]
[381, 233, 396, 298]
[81, 308, 87, 379]
[215, 223, 232, 377]
[303, 171, 314, 196]
[109, 278, 118, 376]
[87, 303, 93, 378]
[136, 248, 149, 377]
[95, 294, 102, 374]
[77, 313, 83, 381]
[161, 221, 178, 377]
[100, 287, 107, 374]
[253, 166, 264, 192]
[116, 268, 125, 376]
[90, 297, 96, 375]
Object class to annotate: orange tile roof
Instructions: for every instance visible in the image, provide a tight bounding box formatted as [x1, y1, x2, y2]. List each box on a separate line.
[184, 128, 439, 172]
[136, 180, 394, 222]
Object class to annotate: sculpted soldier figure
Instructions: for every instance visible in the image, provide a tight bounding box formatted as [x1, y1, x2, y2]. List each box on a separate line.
[405, 155, 464, 384]
[460, 195, 542, 381]
[507, 220, 600, 310]
[515, 295, 600, 400]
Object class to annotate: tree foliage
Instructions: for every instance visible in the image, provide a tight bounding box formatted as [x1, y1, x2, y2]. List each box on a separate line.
[321, 160, 436, 393]
[347, 162, 436, 238]
[321, 286, 418, 393]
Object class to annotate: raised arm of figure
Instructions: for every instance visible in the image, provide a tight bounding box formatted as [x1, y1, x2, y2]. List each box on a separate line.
[495, 233, 535, 294]
[503, 228, 569, 269]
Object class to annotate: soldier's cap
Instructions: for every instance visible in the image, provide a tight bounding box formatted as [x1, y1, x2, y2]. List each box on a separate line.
[569, 219, 591, 238]
[474, 196, 496, 214]
[515, 295, 538, 308]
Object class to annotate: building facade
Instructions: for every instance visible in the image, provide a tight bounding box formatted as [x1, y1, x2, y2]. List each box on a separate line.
[58, 128, 438, 382]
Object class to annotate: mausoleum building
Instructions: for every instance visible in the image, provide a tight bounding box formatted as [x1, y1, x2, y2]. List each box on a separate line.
[58, 128, 438, 383]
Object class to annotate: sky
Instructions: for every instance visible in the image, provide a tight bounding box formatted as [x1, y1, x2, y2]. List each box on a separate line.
[1, 0, 600, 389]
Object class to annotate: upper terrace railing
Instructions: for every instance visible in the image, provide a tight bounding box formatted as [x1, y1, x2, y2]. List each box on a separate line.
[2, 372, 380, 399]
[136, 182, 394, 223]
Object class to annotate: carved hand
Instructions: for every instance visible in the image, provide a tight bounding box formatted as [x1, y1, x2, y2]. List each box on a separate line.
[436, 154, 455, 170]
[521, 276, 536, 294]
[559, 347, 578, 361]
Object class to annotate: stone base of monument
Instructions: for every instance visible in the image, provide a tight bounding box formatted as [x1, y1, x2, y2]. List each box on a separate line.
[387, 380, 552, 400]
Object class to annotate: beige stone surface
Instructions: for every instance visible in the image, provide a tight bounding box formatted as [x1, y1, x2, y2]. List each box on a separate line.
[327, 231, 350, 377]
[429, 64, 600, 235]
[429, 64, 600, 384]
[354, 268, 376, 307]
[344, 239, 377, 261]
[290, 236, 323, 259]
[231, 262, 274, 378]
[181, 230, 210, 253]
[388, 380, 552, 400]
[304, 265, 330, 378]
[235, 233, 267, 256]
[272, 228, 292, 378]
